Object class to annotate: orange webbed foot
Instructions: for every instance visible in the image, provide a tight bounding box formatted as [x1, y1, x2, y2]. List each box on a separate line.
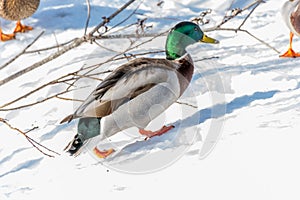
[0, 29, 16, 41]
[93, 147, 115, 158]
[280, 48, 300, 58]
[13, 21, 33, 33]
[139, 125, 175, 140]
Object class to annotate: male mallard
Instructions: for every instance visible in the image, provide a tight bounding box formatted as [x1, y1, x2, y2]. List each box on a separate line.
[280, 0, 300, 57]
[0, 0, 39, 41]
[61, 21, 219, 158]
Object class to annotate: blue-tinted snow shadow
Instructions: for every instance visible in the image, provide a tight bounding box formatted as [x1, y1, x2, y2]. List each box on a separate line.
[107, 90, 279, 162]
[40, 120, 77, 142]
[0, 148, 30, 166]
[33, 4, 138, 31]
[3, 187, 33, 199]
[0, 158, 43, 179]
[181, 90, 279, 129]
[193, 58, 296, 82]
[30, 1, 203, 33]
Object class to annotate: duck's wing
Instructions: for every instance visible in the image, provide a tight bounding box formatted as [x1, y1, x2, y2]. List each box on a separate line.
[93, 58, 175, 98]
[282, 0, 300, 35]
[60, 58, 178, 123]
[291, 1, 300, 34]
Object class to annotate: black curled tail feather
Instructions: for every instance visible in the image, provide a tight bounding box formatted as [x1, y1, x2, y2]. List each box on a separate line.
[60, 114, 74, 124]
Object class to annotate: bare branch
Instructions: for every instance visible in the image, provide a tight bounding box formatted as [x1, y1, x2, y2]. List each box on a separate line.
[55, 96, 84, 102]
[0, 118, 60, 157]
[238, 0, 262, 29]
[0, 31, 44, 71]
[0, 37, 85, 87]
[242, 29, 280, 53]
[88, 0, 136, 36]
[0, 87, 83, 111]
[103, 0, 143, 36]
[84, 0, 91, 36]
[176, 101, 197, 109]
[25, 38, 76, 54]
[204, 0, 278, 53]
[216, 28, 280, 53]
[0, 73, 76, 109]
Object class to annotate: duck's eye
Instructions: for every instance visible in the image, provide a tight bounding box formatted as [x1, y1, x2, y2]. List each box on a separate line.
[194, 27, 199, 32]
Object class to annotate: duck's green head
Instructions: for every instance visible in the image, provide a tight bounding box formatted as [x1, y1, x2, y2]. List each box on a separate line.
[166, 21, 219, 60]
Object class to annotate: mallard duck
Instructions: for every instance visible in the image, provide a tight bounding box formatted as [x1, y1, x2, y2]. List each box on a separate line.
[0, 0, 39, 41]
[280, 0, 300, 57]
[61, 21, 219, 158]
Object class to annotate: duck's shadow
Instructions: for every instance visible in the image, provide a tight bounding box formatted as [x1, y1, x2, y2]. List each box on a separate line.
[105, 90, 278, 163]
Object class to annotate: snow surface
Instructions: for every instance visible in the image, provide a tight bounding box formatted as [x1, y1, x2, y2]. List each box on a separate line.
[1, 0, 300, 199]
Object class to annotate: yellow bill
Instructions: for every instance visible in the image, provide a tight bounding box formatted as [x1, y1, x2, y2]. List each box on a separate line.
[201, 34, 219, 44]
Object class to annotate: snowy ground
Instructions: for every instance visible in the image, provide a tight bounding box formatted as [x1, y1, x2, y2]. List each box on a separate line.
[1, 0, 300, 199]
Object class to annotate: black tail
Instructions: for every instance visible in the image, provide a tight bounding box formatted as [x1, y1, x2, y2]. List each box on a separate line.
[60, 114, 74, 124]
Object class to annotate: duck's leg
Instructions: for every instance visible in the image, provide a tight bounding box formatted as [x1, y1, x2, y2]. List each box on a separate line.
[139, 125, 175, 140]
[0, 28, 15, 41]
[93, 147, 115, 158]
[13, 21, 33, 33]
[280, 32, 300, 58]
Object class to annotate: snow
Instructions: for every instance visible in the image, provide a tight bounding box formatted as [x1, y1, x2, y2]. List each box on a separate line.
[1, 0, 300, 199]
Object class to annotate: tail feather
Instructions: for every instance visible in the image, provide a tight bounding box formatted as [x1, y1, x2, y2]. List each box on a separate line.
[60, 114, 74, 124]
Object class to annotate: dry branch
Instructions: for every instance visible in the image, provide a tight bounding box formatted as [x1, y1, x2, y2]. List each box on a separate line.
[0, 118, 60, 157]
[84, 0, 91, 36]
[0, 31, 45, 71]
[204, 0, 279, 53]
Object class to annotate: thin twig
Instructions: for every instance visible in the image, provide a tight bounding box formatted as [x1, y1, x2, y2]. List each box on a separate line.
[216, 27, 280, 53]
[204, 0, 278, 53]
[0, 37, 85, 86]
[204, 0, 265, 31]
[0, 87, 82, 111]
[89, 0, 136, 36]
[55, 96, 84, 102]
[96, 32, 166, 39]
[0, 73, 76, 109]
[103, 0, 143, 36]
[24, 33, 162, 55]
[0, 31, 45, 71]
[194, 56, 219, 62]
[243, 29, 280, 53]
[176, 101, 198, 109]
[53, 32, 60, 51]
[25, 38, 76, 54]
[0, 118, 60, 157]
[238, 0, 262, 29]
[84, 0, 91, 36]
[93, 40, 121, 53]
